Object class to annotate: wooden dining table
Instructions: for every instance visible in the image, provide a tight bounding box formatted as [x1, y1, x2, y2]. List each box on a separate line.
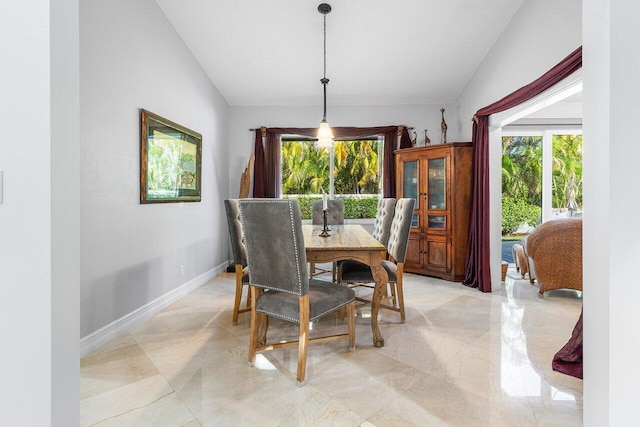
[302, 224, 389, 347]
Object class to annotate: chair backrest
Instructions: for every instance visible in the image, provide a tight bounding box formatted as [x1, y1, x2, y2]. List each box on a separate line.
[387, 198, 415, 263]
[311, 199, 344, 225]
[526, 218, 582, 290]
[238, 199, 309, 296]
[224, 199, 246, 266]
[372, 198, 396, 246]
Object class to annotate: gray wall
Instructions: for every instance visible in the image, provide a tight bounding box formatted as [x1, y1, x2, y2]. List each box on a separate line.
[80, 0, 230, 337]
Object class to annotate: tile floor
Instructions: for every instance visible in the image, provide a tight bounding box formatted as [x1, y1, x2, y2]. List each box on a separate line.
[80, 266, 583, 426]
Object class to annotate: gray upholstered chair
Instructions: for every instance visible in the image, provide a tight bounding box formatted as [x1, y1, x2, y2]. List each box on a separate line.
[224, 199, 251, 325]
[338, 198, 415, 322]
[238, 199, 356, 386]
[336, 197, 396, 282]
[371, 198, 397, 248]
[311, 198, 344, 225]
[310, 198, 344, 280]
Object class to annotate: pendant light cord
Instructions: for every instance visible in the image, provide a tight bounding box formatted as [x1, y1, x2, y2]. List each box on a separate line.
[320, 5, 330, 122]
[323, 13, 327, 80]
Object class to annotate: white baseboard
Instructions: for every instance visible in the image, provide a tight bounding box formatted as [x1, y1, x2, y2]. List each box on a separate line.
[80, 261, 228, 358]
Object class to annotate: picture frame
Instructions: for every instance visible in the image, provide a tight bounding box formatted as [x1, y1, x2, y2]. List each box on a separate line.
[140, 109, 202, 203]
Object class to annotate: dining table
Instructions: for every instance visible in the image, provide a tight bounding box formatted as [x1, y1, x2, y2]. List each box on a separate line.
[302, 224, 389, 347]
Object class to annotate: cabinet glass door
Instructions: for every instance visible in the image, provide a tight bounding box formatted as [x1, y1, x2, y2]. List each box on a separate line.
[428, 215, 446, 229]
[403, 160, 419, 227]
[427, 157, 446, 210]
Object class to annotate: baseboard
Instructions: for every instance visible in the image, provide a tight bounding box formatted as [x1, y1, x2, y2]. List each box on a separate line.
[80, 261, 228, 358]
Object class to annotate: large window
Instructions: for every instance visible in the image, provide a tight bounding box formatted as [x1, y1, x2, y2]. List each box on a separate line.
[281, 137, 383, 218]
[501, 129, 582, 236]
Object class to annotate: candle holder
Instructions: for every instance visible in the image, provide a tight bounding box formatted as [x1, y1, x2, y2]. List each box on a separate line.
[319, 209, 331, 237]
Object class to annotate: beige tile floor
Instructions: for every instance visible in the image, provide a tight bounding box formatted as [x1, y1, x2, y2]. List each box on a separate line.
[80, 266, 583, 426]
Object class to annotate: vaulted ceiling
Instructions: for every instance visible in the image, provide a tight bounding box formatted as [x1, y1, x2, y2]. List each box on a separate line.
[155, 0, 524, 106]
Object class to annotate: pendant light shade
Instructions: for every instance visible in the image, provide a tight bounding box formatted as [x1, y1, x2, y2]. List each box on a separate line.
[317, 3, 333, 148]
[317, 120, 334, 148]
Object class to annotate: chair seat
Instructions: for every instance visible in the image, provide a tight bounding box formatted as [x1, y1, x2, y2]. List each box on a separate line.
[339, 259, 397, 283]
[256, 279, 355, 323]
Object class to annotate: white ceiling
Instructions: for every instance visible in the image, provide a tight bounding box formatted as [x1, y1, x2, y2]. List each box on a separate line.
[155, 0, 524, 107]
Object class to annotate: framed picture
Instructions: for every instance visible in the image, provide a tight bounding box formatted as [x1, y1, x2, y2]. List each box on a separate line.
[140, 109, 202, 203]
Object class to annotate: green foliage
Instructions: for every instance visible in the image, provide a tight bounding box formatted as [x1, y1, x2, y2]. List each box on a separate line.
[501, 134, 583, 233]
[343, 197, 378, 219]
[281, 141, 330, 194]
[290, 196, 313, 219]
[333, 140, 381, 194]
[283, 195, 378, 220]
[551, 134, 583, 210]
[501, 197, 541, 235]
[502, 136, 542, 206]
[281, 140, 380, 195]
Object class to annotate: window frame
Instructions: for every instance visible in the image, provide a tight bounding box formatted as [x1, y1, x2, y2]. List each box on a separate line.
[502, 126, 582, 222]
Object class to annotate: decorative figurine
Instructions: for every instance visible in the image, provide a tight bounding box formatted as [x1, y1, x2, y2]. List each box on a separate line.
[411, 130, 417, 147]
[440, 108, 448, 143]
[424, 129, 431, 145]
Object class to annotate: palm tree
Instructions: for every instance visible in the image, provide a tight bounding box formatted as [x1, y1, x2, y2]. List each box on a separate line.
[334, 140, 380, 194]
[552, 134, 583, 209]
[502, 136, 542, 206]
[281, 139, 380, 195]
[281, 141, 330, 194]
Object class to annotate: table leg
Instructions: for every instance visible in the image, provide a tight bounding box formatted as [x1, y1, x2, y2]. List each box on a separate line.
[369, 258, 389, 347]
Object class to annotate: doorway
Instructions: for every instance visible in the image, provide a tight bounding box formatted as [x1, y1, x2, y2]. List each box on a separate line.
[488, 70, 583, 290]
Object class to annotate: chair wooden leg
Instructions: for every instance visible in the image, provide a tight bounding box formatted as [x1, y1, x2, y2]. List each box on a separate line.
[389, 282, 397, 307]
[347, 301, 355, 351]
[232, 264, 244, 325]
[245, 285, 251, 308]
[396, 264, 406, 323]
[258, 313, 269, 346]
[296, 295, 310, 386]
[248, 286, 258, 366]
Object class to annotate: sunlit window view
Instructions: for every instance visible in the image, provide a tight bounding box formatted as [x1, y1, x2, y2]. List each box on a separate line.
[551, 134, 583, 216]
[281, 138, 382, 219]
[501, 133, 582, 240]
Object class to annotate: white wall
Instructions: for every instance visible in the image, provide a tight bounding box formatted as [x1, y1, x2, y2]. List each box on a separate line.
[1, 0, 80, 425]
[583, 1, 640, 424]
[80, 0, 229, 337]
[454, 0, 582, 139]
[445, 0, 583, 291]
[51, 0, 81, 424]
[228, 104, 459, 197]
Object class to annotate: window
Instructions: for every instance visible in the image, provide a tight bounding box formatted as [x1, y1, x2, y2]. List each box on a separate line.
[501, 129, 582, 236]
[281, 137, 383, 219]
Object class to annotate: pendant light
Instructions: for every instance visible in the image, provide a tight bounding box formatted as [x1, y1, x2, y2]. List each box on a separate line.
[317, 3, 334, 148]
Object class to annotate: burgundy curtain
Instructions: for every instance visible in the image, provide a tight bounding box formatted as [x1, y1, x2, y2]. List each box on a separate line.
[382, 129, 398, 197]
[264, 131, 281, 198]
[552, 309, 583, 379]
[252, 126, 402, 198]
[252, 128, 265, 198]
[462, 46, 582, 292]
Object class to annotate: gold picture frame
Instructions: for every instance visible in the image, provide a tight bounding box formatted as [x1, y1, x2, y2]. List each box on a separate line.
[140, 109, 202, 203]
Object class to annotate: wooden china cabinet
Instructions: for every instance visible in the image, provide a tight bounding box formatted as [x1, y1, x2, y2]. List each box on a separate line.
[395, 143, 472, 281]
